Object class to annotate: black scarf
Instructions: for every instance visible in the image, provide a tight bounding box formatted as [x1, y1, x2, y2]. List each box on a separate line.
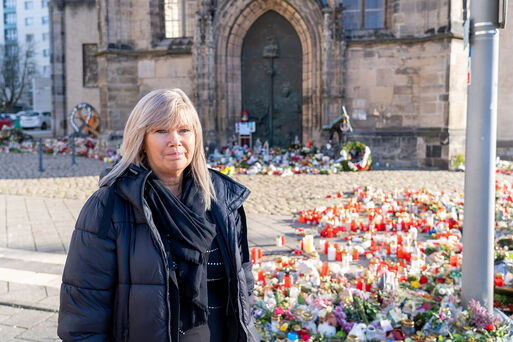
[144, 171, 216, 332]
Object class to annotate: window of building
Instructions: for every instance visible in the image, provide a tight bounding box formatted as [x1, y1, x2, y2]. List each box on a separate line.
[25, 1, 33, 9]
[42, 16, 48, 25]
[4, 0, 16, 8]
[5, 28, 17, 41]
[6, 45, 18, 57]
[164, 0, 198, 38]
[26, 33, 34, 42]
[4, 13, 16, 25]
[42, 32, 49, 41]
[344, 0, 385, 30]
[43, 49, 49, 57]
[27, 49, 34, 57]
[43, 65, 50, 76]
[25, 17, 34, 26]
[83, 44, 98, 87]
[41, 0, 48, 8]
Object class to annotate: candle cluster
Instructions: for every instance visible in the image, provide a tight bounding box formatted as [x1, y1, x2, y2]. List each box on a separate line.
[0, 128, 119, 163]
[252, 183, 513, 341]
[207, 141, 370, 176]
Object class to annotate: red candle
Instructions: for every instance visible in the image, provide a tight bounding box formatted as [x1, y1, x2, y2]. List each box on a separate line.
[298, 239, 304, 250]
[284, 274, 292, 288]
[365, 283, 372, 292]
[258, 271, 265, 283]
[327, 228, 334, 238]
[495, 274, 505, 287]
[356, 278, 363, 290]
[405, 252, 411, 263]
[251, 248, 257, 264]
[450, 254, 459, 267]
[324, 241, 330, 255]
[397, 234, 403, 245]
[397, 246, 403, 259]
[336, 249, 342, 261]
[257, 248, 263, 260]
[386, 245, 391, 255]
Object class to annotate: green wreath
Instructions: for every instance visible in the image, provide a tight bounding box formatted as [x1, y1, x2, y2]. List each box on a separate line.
[340, 141, 372, 171]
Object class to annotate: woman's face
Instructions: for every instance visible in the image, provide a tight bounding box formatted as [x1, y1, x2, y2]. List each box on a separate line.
[143, 122, 195, 179]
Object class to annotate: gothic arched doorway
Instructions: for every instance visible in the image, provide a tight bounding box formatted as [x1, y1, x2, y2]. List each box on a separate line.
[241, 11, 303, 147]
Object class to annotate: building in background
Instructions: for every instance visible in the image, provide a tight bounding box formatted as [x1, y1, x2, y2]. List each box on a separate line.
[49, 0, 513, 169]
[0, 0, 51, 107]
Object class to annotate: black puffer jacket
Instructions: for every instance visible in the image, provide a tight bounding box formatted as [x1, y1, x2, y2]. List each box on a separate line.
[58, 164, 258, 342]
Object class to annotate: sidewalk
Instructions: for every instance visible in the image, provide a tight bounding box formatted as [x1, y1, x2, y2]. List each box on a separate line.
[0, 194, 297, 341]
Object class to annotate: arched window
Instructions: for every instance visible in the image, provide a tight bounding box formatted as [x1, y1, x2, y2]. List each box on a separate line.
[344, 0, 385, 30]
[164, 0, 198, 38]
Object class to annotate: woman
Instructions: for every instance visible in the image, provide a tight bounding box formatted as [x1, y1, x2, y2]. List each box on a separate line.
[58, 89, 258, 342]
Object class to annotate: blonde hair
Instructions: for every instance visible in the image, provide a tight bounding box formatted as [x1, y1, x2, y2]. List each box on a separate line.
[99, 88, 216, 209]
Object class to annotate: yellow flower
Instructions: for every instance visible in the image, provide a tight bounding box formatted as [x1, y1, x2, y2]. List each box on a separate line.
[280, 323, 289, 332]
[411, 281, 420, 289]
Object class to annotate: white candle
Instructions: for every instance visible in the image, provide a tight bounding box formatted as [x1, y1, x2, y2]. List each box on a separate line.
[303, 235, 314, 253]
[327, 246, 336, 261]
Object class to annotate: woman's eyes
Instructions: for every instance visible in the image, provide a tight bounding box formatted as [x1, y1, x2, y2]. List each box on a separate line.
[154, 128, 191, 134]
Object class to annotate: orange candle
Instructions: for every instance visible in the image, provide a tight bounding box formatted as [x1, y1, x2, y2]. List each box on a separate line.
[397, 234, 403, 245]
[386, 245, 391, 255]
[327, 228, 334, 238]
[352, 248, 359, 261]
[321, 262, 329, 276]
[351, 220, 357, 232]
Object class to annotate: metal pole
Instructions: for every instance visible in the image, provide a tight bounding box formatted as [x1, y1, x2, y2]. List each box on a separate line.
[461, 0, 501, 311]
[71, 135, 76, 165]
[38, 138, 44, 172]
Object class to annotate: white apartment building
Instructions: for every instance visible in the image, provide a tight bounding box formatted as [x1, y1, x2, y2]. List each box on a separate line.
[0, 0, 50, 78]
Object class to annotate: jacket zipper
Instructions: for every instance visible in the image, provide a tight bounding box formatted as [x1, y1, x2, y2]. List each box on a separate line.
[139, 171, 174, 342]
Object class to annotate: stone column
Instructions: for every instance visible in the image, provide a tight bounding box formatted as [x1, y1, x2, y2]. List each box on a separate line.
[49, 0, 67, 137]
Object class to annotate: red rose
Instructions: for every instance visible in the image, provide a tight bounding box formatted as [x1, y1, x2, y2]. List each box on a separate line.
[486, 324, 495, 331]
[420, 275, 429, 284]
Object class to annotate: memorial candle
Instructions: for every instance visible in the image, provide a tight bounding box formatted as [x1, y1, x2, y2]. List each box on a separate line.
[284, 274, 292, 288]
[450, 254, 459, 267]
[336, 248, 342, 261]
[327, 246, 336, 261]
[303, 235, 314, 253]
[352, 248, 359, 261]
[324, 240, 330, 255]
[276, 235, 285, 247]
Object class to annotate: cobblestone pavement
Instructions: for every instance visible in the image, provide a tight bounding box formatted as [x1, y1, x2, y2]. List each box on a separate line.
[0, 153, 511, 340]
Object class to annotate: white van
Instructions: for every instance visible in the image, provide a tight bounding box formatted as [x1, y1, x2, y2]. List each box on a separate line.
[19, 111, 52, 130]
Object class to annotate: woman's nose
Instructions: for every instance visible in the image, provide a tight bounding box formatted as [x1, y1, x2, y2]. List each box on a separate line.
[167, 131, 181, 146]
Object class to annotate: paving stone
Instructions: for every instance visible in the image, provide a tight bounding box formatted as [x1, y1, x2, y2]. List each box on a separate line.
[1, 308, 51, 329]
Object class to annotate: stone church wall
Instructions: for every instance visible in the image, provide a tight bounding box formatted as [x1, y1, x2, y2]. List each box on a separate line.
[343, 37, 466, 168]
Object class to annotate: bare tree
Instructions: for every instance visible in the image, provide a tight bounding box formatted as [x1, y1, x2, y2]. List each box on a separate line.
[0, 44, 36, 112]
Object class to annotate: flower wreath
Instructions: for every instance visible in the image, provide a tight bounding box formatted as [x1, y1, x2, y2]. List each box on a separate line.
[340, 141, 372, 171]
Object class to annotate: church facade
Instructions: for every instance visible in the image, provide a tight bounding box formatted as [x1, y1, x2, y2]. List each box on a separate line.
[49, 0, 513, 169]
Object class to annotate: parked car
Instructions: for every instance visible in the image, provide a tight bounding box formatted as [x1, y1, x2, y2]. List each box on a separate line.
[19, 111, 52, 130]
[0, 114, 12, 130]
